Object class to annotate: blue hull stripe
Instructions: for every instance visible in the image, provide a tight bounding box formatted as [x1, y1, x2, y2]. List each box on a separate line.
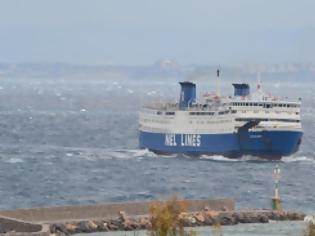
[139, 130, 303, 158]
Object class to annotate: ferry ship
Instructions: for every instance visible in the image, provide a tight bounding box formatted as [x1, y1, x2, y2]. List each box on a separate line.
[138, 73, 303, 160]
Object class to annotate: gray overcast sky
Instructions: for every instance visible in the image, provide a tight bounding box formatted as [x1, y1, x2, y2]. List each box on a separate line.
[0, 0, 315, 65]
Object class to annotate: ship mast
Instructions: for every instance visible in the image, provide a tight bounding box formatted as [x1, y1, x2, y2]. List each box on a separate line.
[216, 68, 221, 97]
[256, 71, 261, 92]
[256, 70, 264, 100]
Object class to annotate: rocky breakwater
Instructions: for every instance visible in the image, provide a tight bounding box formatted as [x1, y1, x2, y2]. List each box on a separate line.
[50, 209, 305, 235]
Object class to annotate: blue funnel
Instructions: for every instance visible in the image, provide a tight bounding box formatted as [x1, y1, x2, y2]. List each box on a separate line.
[179, 82, 196, 109]
[232, 83, 250, 97]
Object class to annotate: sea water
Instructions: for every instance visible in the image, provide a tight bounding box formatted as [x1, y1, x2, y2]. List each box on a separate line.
[0, 78, 314, 214]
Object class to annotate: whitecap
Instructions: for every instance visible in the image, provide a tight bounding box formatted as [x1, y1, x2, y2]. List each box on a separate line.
[5, 158, 24, 164]
[304, 215, 315, 224]
[239, 155, 269, 162]
[199, 154, 269, 162]
[128, 149, 158, 158]
[200, 155, 240, 162]
[105, 150, 132, 159]
[282, 156, 315, 163]
[158, 153, 178, 158]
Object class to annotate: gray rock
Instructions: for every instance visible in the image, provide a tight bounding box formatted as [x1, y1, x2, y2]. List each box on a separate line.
[194, 212, 205, 224]
[64, 223, 78, 234]
[180, 217, 194, 227]
[257, 214, 269, 223]
[220, 207, 228, 211]
[122, 220, 137, 231]
[96, 221, 109, 231]
[49, 224, 57, 233]
[287, 212, 305, 221]
[138, 217, 151, 229]
[217, 213, 236, 225]
[50, 223, 69, 235]
[204, 217, 214, 225]
[236, 212, 252, 223]
[78, 221, 91, 232]
[218, 215, 236, 225]
[107, 222, 119, 231]
[248, 212, 259, 223]
[118, 211, 128, 222]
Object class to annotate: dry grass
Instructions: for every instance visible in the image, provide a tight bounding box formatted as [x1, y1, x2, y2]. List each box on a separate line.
[212, 222, 223, 236]
[305, 223, 315, 236]
[148, 195, 196, 236]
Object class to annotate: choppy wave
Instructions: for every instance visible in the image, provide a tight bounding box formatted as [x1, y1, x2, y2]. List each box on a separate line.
[2, 144, 314, 165]
[176, 153, 314, 164]
[128, 149, 158, 158]
[282, 155, 315, 163]
[0, 78, 314, 213]
[199, 154, 274, 162]
[4, 157, 24, 164]
[200, 155, 240, 162]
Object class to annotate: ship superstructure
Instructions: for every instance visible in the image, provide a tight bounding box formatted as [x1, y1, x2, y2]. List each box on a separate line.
[139, 80, 303, 160]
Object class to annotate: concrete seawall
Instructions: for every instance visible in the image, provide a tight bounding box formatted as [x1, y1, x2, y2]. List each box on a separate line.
[0, 216, 50, 236]
[0, 198, 234, 223]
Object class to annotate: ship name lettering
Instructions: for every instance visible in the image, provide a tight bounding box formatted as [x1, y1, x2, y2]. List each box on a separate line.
[165, 133, 177, 146]
[181, 134, 201, 147]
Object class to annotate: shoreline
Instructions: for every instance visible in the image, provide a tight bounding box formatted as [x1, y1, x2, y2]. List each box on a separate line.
[48, 209, 305, 235]
[0, 199, 307, 235]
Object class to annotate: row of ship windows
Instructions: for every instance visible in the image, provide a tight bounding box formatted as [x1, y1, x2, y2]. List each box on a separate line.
[156, 110, 298, 116]
[141, 127, 232, 133]
[157, 111, 175, 115]
[235, 118, 300, 123]
[141, 119, 170, 124]
[231, 102, 300, 108]
[190, 110, 233, 115]
[156, 110, 235, 116]
[241, 110, 299, 115]
[142, 119, 231, 125]
[191, 120, 231, 124]
[143, 118, 300, 125]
